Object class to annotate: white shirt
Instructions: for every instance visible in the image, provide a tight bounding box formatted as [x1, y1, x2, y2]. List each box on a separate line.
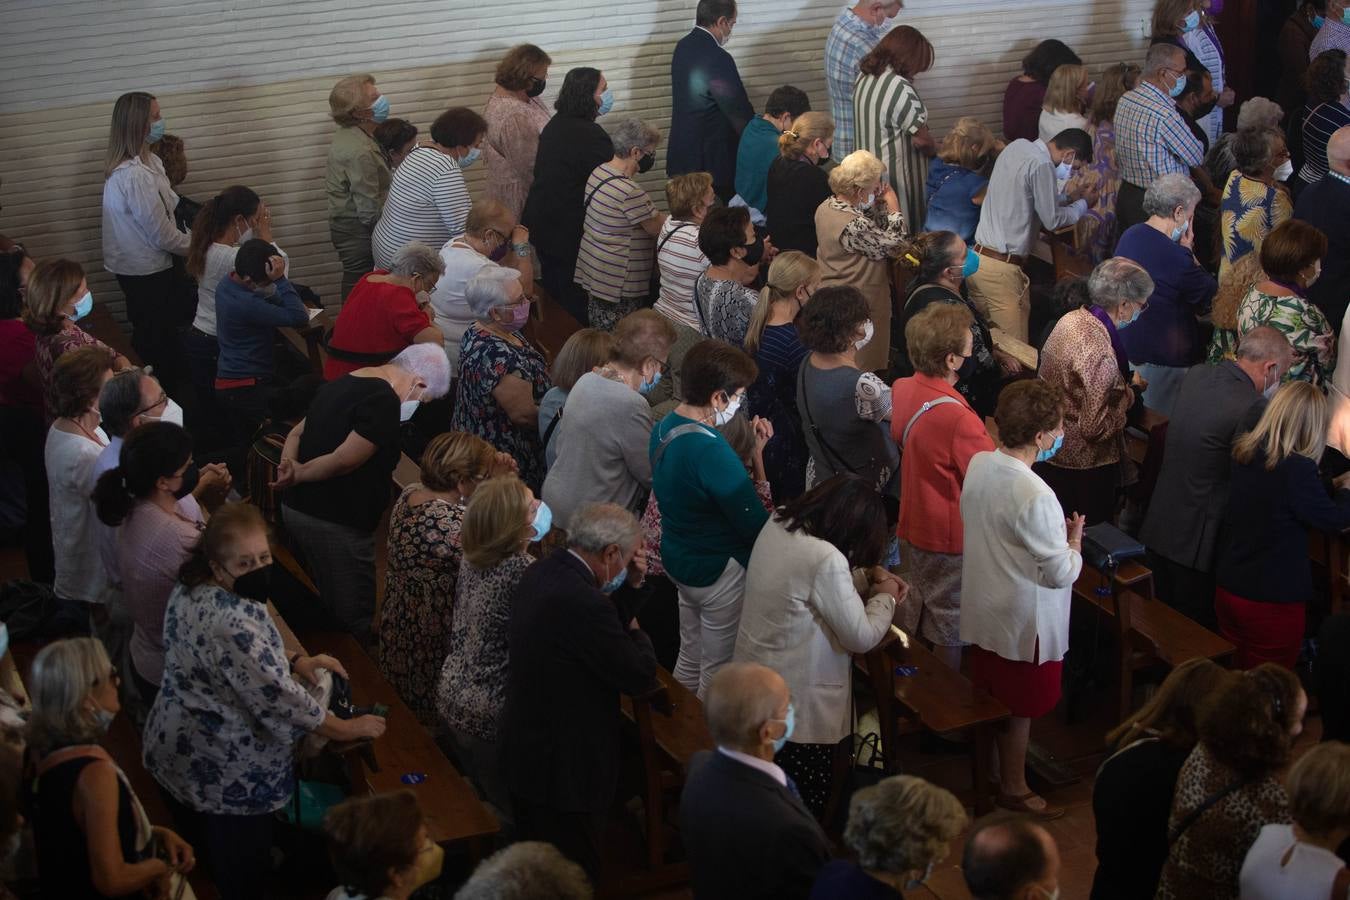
[430, 238, 515, 372]
[717, 747, 786, 787]
[974, 139, 1088, 257]
[1037, 108, 1090, 144]
[101, 155, 190, 276]
[371, 146, 470, 270]
[46, 424, 111, 604]
[195, 242, 288, 336]
[959, 449, 1082, 662]
[1240, 824, 1346, 900]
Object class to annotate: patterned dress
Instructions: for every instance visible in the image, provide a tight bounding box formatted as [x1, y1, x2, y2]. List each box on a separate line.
[483, 90, 553, 220]
[1234, 286, 1335, 387]
[450, 323, 551, 491]
[377, 486, 466, 728]
[1067, 119, 1123, 265]
[1218, 172, 1293, 285]
[692, 274, 758, 346]
[854, 69, 929, 229]
[35, 326, 117, 404]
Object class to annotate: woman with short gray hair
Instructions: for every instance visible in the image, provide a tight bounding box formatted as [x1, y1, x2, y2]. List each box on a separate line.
[324, 240, 445, 380]
[575, 117, 668, 330]
[326, 73, 392, 300]
[1037, 257, 1151, 523]
[1114, 173, 1218, 415]
[450, 268, 553, 489]
[1217, 127, 1293, 287]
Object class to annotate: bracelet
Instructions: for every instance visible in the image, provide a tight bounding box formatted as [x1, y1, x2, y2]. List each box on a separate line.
[512, 242, 531, 257]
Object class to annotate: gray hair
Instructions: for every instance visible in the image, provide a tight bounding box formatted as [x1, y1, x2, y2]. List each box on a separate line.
[1232, 127, 1282, 176]
[390, 343, 451, 400]
[704, 662, 785, 752]
[845, 775, 969, 874]
[1142, 173, 1201, 218]
[464, 267, 522, 319]
[27, 638, 113, 757]
[1088, 258, 1154, 311]
[1236, 325, 1294, 363]
[1236, 96, 1284, 130]
[610, 117, 661, 158]
[387, 241, 446, 281]
[1144, 42, 1183, 77]
[98, 368, 148, 438]
[454, 842, 593, 900]
[567, 503, 641, 554]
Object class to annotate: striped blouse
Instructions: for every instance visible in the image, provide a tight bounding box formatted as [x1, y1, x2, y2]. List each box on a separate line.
[854, 69, 930, 230]
[1297, 101, 1350, 185]
[574, 162, 658, 305]
[654, 218, 708, 331]
[371, 146, 471, 269]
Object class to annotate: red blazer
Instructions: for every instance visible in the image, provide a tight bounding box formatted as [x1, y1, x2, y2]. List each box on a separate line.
[891, 373, 995, 554]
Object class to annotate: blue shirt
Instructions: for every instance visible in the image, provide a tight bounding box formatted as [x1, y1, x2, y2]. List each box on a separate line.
[1116, 223, 1217, 367]
[213, 275, 308, 380]
[923, 158, 988, 242]
[824, 6, 888, 161]
[734, 117, 782, 213]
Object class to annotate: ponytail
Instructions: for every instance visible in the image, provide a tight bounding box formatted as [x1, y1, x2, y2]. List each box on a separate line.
[93, 422, 194, 527]
[904, 231, 963, 287]
[186, 185, 261, 278]
[743, 250, 820, 357]
[778, 111, 835, 161]
[93, 467, 137, 528]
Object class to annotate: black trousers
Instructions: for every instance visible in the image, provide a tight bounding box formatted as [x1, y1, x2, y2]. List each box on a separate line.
[1034, 461, 1118, 526]
[116, 269, 191, 392]
[1149, 550, 1218, 631]
[537, 245, 588, 327]
[162, 793, 274, 900]
[512, 797, 605, 881]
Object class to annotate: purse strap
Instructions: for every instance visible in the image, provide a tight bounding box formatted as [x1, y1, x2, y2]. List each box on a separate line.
[1168, 778, 1250, 846]
[900, 396, 960, 451]
[542, 406, 564, 448]
[656, 222, 696, 257]
[651, 421, 717, 469]
[584, 174, 626, 211]
[797, 361, 861, 476]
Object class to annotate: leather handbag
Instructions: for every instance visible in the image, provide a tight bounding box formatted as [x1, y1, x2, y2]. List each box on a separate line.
[1081, 522, 1145, 573]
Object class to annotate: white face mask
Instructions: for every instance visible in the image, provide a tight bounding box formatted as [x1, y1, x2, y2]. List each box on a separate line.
[400, 383, 425, 423]
[1264, 366, 1281, 400]
[1274, 159, 1294, 181]
[854, 319, 875, 351]
[862, 191, 876, 209]
[143, 397, 184, 427]
[713, 393, 742, 426]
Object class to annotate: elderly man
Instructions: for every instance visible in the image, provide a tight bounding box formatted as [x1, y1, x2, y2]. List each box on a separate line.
[1311, 0, 1350, 57]
[824, 0, 903, 161]
[504, 502, 657, 880]
[966, 128, 1097, 348]
[962, 813, 1063, 900]
[1294, 125, 1350, 328]
[1115, 44, 1207, 237]
[1141, 327, 1294, 629]
[680, 662, 830, 900]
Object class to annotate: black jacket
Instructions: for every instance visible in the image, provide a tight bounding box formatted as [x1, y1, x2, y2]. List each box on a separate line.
[503, 548, 656, 813]
[680, 750, 830, 900]
[522, 115, 614, 261]
[1293, 173, 1350, 331]
[666, 27, 753, 189]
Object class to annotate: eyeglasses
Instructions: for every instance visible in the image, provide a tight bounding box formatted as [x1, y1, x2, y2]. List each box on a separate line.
[135, 392, 169, 416]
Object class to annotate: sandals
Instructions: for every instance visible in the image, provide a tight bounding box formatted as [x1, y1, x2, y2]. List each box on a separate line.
[996, 790, 1065, 821]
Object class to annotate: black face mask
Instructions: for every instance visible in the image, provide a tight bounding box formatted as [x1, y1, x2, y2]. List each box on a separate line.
[1193, 98, 1218, 120]
[637, 151, 656, 174]
[741, 234, 765, 267]
[816, 149, 831, 167]
[956, 353, 978, 382]
[231, 564, 273, 604]
[526, 77, 547, 98]
[173, 462, 200, 500]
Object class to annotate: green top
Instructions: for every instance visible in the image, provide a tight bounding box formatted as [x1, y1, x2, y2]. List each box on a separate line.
[650, 412, 770, 587]
[325, 125, 391, 227]
[734, 117, 782, 213]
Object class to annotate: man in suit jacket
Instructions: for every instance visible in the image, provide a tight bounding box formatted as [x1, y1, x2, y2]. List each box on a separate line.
[680, 662, 830, 899]
[1139, 326, 1292, 628]
[1294, 125, 1350, 331]
[667, 0, 755, 199]
[503, 502, 658, 879]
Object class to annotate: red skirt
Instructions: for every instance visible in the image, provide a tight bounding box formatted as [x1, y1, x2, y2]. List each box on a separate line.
[1214, 587, 1304, 670]
[969, 642, 1063, 718]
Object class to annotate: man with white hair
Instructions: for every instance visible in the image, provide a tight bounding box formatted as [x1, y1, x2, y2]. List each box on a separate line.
[1294, 124, 1350, 328]
[824, 0, 903, 162]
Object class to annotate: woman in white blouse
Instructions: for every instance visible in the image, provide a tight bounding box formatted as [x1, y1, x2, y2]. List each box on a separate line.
[960, 378, 1083, 821]
[102, 91, 192, 388]
[735, 473, 907, 818]
[372, 107, 489, 269]
[1037, 63, 1091, 143]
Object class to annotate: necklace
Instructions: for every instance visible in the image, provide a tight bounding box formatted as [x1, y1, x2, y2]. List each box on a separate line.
[67, 416, 107, 447]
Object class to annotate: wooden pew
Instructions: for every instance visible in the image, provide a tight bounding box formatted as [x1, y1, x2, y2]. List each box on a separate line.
[280, 308, 332, 376]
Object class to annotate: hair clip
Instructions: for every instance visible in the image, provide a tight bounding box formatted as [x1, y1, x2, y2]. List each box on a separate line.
[904, 253, 921, 265]
[783, 130, 799, 139]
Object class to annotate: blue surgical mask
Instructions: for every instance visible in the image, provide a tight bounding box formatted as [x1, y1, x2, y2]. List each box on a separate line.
[1036, 433, 1064, 463]
[772, 703, 796, 753]
[1182, 10, 1201, 31]
[530, 501, 553, 542]
[905, 860, 936, 891]
[961, 247, 981, 278]
[1055, 160, 1073, 181]
[639, 369, 662, 395]
[1117, 307, 1142, 328]
[1170, 218, 1189, 242]
[459, 147, 481, 168]
[1169, 73, 1188, 98]
[71, 291, 94, 321]
[1343, 8, 1350, 24]
[147, 118, 165, 144]
[1313, 14, 1325, 27]
[371, 94, 391, 123]
[597, 89, 615, 117]
[600, 557, 628, 593]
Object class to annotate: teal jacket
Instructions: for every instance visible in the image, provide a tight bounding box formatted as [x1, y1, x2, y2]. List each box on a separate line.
[734, 117, 782, 213]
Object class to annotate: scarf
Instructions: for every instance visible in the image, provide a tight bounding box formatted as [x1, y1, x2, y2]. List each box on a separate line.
[1087, 305, 1131, 381]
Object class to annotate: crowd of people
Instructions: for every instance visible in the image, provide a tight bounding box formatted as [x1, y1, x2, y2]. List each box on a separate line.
[3, 0, 1350, 897]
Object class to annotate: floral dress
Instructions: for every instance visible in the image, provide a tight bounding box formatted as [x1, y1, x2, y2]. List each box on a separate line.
[693, 274, 758, 346]
[1232, 286, 1335, 386]
[377, 485, 465, 728]
[1067, 119, 1123, 265]
[1218, 172, 1292, 285]
[450, 323, 552, 491]
[35, 326, 117, 411]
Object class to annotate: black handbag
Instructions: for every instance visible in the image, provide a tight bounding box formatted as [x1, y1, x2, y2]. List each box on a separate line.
[1081, 522, 1145, 573]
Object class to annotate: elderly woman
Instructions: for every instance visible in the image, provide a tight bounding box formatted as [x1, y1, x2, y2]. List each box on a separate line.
[30, 638, 194, 899]
[1205, 97, 1286, 188]
[891, 304, 996, 672]
[1039, 63, 1091, 143]
[812, 776, 967, 898]
[653, 172, 715, 403]
[1217, 383, 1350, 668]
[372, 107, 489, 269]
[1296, 50, 1350, 188]
[1003, 40, 1083, 142]
[538, 328, 615, 467]
[522, 67, 616, 325]
[438, 475, 546, 825]
[374, 118, 418, 169]
[322, 791, 443, 900]
[815, 151, 911, 373]
[693, 206, 763, 346]
[324, 241, 445, 380]
[325, 74, 393, 300]
[650, 339, 771, 699]
[766, 112, 836, 255]
[735, 474, 904, 817]
[1157, 664, 1303, 899]
[543, 310, 675, 528]
[145, 503, 385, 900]
[24, 259, 128, 400]
[575, 118, 667, 330]
[1038, 258, 1151, 524]
[854, 26, 937, 228]
[483, 44, 554, 219]
[457, 843, 593, 900]
[1068, 62, 1142, 264]
[961, 379, 1084, 819]
[379, 431, 509, 728]
[922, 117, 996, 244]
[1115, 174, 1218, 415]
[277, 344, 452, 643]
[450, 269, 552, 490]
[1217, 127, 1294, 288]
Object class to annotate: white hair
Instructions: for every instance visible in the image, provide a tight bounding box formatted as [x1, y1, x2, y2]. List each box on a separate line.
[1088, 258, 1154, 311]
[454, 842, 593, 900]
[610, 117, 661, 158]
[1142, 173, 1201, 217]
[388, 242, 446, 281]
[1236, 97, 1284, 131]
[567, 502, 641, 554]
[27, 638, 113, 756]
[390, 343, 451, 399]
[464, 267, 523, 319]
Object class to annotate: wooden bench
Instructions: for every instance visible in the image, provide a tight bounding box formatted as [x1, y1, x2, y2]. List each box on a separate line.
[860, 627, 1010, 814]
[280, 308, 331, 376]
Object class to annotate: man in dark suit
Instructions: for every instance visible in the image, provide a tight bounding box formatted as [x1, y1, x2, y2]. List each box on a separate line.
[1294, 125, 1350, 331]
[503, 502, 658, 879]
[679, 662, 829, 899]
[1139, 326, 1293, 628]
[667, 0, 755, 199]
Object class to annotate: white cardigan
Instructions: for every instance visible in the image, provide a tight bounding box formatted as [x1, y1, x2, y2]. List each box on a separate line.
[735, 517, 896, 744]
[959, 450, 1082, 663]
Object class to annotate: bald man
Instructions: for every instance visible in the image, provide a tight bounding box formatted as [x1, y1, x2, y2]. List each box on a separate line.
[1293, 125, 1350, 328]
[962, 814, 1062, 900]
[679, 663, 829, 899]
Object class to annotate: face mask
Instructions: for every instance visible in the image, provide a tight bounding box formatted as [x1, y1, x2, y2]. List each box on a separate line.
[1343, 8, 1350, 23]
[370, 94, 391, 123]
[771, 703, 795, 753]
[172, 462, 200, 500]
[526, 77, 547, 98]
[713, 393, 742, 426]
[741, 234, 765, 267]
[854, 319, 875, 351]
[1314, 14, 1325, 26]
[1036, 433, 1064, 463]
[500, 302, 531, 332]
[639, 368, 662, 395]
[1307, 261, 1323, 287]
[399, 382, 424, 423]
[238, 223, 254, 245]
[1055, 160, 1073, 181]
[597, 89, 615, 117]
[904, 860, 936, 891]
[143, 398, 185, 427]
[816, 148, 831, 166]
[1264, 369, 1280, 400]
[1169, 73, 1188, 98]
[862, 191, 876, 209]
[956, 353, 978, 381]
[1194, 98, 1218, 119]
[459, 147, 481, 168]
[1170, 218, 1189, 242]
[1274, 159, 1294, 181]
[231, 564, 273, 603]
[600, 556, 628, 593]
[147, 119, 166, 144]
[71, 291, 94, 321]
[1182, 9, 1201, 30]
[410, 841, 444, 891]
[961, 247, 980, 278]
[1037, 887, 1061, 900]
[415, 289, 432, 309]
[91, 706, 116, 734]
[1117, 306, 1143, 328]
[636, 150, 657, 174]
[0, 623, 9, 661]
[531, 501, 553, 541]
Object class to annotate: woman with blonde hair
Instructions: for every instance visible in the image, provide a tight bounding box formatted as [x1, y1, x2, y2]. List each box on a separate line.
[1068, 62, 1142, 264]
[923, 117, 996, 243]
[765, 111, 836, 255]
[437, 475, 549, 826]
[23, 259, 129, 402]
[326, 73, 392, 300]
[1216, 381, 1350, 668]
[379, 431, 515, 727]
[1038, 64, 1092, 142]
[484, 44, 554, 220]
[744, 251, 819, 500]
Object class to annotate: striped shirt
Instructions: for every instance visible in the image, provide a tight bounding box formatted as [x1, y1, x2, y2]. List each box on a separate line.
[574, 163, 658, 304]
[654, 218, 708, 331]
[824, 7, 888, 162]
[372, 146, 470, 269]
[1182, 23, 1226, 145]
[854, 69, 929, 227]
[1297, 101, 1350, 184]
[1114, 80, 1206, 189]
[1310, 17, 1350, 59]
